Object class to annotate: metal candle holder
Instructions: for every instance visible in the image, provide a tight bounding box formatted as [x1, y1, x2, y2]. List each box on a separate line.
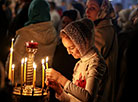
[13, 41, 48, 96]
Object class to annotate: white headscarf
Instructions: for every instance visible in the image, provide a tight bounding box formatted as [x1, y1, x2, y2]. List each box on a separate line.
[61, 18, 95, 57]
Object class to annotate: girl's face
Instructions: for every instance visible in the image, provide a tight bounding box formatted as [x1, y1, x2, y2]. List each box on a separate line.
[85, 0, 100, 21]
[62, 37, 81, 59]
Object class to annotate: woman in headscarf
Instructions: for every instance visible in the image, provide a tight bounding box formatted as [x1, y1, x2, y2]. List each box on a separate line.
[46, 18, 107, 102]
[5, 0, 57, 86]
[85, 0, 118, 102]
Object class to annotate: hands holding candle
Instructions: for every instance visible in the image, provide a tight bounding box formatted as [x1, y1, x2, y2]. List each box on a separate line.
[46, 68, 68, 95]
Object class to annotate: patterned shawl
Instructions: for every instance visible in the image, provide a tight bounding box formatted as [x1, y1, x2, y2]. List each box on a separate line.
[96, 0, 116, 20]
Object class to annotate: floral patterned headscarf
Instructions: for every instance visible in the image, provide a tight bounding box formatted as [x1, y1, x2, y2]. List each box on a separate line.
[96, 0, 116, 20]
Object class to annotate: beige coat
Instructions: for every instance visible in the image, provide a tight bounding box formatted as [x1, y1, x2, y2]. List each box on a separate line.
[94, 19, 118, 102]
[6, 21, 57, 86]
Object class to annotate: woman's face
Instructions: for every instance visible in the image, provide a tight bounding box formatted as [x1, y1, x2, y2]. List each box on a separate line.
[62, 37, 81, 59]
[85, 0, 100, 21]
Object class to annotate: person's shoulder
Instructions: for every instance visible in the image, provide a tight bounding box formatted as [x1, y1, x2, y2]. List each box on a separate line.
[16, 25, 32, 35]
[95, 19, 113, 28]
[87, 48, 106, 68]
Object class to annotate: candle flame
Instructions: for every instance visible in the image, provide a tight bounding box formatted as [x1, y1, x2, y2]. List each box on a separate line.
[25, 57, 27, 63]
[12, 64, 15, 69]
[31, 40, 33, 43]
[41, 59, 45, 64]
[12, 38, 14, 42]
[33, 63, 37, 69]
[21, 58, 24, 64]
[10, 48, 13, 52]
[46, 57, 48, 63]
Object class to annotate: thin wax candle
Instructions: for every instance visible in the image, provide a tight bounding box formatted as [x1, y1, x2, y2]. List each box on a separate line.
[12, 64, 15, 85]
[21, 58, 24, 87]
[8, 38, 14, 80]
[42, 59, 45, 89]
[45, 57, 49, 69]
[24, 57, 27, 84]
[33, 63, 37, 88]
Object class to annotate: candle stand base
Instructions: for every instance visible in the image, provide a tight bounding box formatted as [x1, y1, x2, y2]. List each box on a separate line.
[13, 85, 47, 96]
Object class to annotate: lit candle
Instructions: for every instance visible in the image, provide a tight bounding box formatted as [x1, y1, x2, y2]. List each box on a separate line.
[24, 57, 27, 84]
[11, 38, 14, 48]
[45, 57, 49, 69]
[12, 64, 15, 85]
[8, 38, 14, 80]
[42, 59, 45, 89]
[45, 57, 49, 92]
[21, 58, 24, 87]
[33, 63, 37, 88]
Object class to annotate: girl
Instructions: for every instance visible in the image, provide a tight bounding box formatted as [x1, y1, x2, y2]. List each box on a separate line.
[46, 18, 107, 102]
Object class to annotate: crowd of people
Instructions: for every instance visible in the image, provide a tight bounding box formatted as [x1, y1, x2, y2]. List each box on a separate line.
[0, 0, 138, 102]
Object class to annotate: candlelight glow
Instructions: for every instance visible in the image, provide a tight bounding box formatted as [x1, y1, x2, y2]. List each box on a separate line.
[10, 48, 13, 52]
[21, 58, 24, 64]
[25, 57, 27, 63]
[12, 38, 14, 42]
[46, 57, 48, 63]
[31, 40, 33, 43]
[12, 64, 15, 69]
[41, 59, 45, 64]
[33, 63, 37, 69]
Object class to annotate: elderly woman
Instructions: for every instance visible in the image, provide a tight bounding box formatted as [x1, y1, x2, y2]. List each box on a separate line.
[46, 18, 107, 102]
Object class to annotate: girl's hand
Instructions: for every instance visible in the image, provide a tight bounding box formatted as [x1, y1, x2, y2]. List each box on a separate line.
[46, 68, 68, 87]
[46, 68, 61, 81]
[46, 79, 63, 96]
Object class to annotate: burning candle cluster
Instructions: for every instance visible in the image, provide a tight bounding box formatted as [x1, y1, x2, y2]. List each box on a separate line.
[8, 39, 49, 96]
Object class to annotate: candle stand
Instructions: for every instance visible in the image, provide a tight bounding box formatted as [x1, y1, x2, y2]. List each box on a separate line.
[12, 41, 48, 96]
